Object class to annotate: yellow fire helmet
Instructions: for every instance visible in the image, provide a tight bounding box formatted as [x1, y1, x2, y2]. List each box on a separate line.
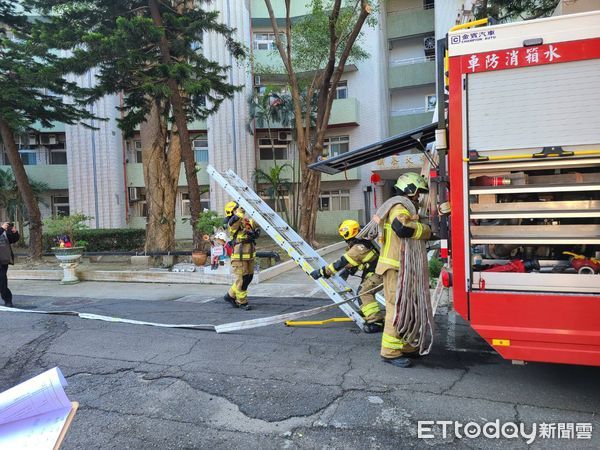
[224, 201, 238, 217]
[394, 172, 429, 196]
[338, 219, 360, 240]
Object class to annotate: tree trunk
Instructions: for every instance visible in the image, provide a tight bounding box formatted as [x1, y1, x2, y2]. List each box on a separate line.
[0, 119, 42, 260]
[298, 162, 321, 246]
[148, 0, 202, 248]
[140, 101, 181, 252]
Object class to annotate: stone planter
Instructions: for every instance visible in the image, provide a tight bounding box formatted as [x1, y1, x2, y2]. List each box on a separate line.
[52, 247, 85, 284]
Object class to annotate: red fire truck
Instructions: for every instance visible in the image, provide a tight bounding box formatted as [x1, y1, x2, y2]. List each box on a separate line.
[444, 10, 600, 366]
[310, 10, 600, 367]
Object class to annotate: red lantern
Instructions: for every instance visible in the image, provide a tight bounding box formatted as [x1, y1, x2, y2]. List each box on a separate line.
[370, 172, 382, 207]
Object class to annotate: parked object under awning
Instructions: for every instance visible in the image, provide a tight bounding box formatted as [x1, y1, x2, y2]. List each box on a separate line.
[309, 122, 438, 175]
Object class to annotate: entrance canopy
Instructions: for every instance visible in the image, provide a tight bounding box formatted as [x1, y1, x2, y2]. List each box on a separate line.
[309, 122, 437, 175]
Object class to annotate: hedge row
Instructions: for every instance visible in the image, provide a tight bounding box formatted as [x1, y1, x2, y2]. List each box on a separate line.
[43, 228, 146, 252]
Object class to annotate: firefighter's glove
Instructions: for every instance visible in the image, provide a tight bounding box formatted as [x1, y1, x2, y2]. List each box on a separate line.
[310, 267, 328, 280]
[228, 214, 241, 226]
[391, 218, 414, 238]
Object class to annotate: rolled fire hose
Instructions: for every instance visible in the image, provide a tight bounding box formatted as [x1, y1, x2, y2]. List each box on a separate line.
[357, 196, 434, 355]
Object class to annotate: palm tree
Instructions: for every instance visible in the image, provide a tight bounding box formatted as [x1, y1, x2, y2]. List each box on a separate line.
[0, 168, 48, 238]
[254, 163, 293, 224]
[247, 86, 285, 165]
[247, 87, 318, 231]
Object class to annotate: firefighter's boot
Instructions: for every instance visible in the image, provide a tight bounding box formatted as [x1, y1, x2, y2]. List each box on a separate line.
[363, 322, 383, 333]
[223, 293, 237, 308]
[382, 356, 412, 368]
[363, 311, 385, 333]
[238, 303, 252, 311]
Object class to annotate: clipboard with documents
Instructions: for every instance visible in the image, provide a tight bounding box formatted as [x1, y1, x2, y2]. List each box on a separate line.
[0, 367, 77, 449]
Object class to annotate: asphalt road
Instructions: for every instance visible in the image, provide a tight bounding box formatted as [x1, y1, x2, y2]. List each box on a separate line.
[0, 292, 598, 449]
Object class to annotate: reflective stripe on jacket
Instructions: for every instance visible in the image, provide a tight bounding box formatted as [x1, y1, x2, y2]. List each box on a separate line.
[325, 242, 378, 279]
[375, 203, 431, 275]
[229, 215, 257, 261]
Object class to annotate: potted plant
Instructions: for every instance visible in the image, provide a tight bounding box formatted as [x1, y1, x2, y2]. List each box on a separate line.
[192, 210, 223, 266]
[43, 213, 92, 284]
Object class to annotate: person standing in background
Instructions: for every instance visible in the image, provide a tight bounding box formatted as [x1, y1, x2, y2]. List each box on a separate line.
[0, 222, 20, 307]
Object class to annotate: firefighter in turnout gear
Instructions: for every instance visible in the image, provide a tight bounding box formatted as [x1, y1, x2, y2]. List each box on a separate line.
[311, 220, 385, 332]
[375, 172, 431, 368]
[223, 201, 259, 310]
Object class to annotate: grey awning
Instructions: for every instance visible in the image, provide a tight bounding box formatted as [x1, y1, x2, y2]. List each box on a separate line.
[309, 122, 437, 175]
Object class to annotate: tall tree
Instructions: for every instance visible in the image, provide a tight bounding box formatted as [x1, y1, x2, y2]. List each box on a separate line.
[0, 0, 94, 259]
[32, 0, 245, 250]
[263, 0, 374, 245]
[475, 0, 560, 21]
[139, 100, 181, 252]
[0, 168, 48, 239]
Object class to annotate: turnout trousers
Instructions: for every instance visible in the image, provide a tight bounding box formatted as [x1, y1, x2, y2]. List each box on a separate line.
[228, 260, 254, 306]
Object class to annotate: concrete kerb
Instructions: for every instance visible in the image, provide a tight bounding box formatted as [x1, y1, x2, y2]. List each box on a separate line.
[8, 241, 346, 285]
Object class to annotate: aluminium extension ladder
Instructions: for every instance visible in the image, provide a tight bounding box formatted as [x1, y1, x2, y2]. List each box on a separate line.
[207, 165, 371, 331]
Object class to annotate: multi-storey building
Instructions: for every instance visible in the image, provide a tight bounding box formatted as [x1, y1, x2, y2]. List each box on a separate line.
[0, 0, 446, 237]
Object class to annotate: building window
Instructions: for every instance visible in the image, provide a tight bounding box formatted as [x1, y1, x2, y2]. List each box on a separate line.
[181, 191, 210, 216]
[193, 137, 209, 162]
[134, 140, 142, 163]
[253, 32, 280, 50]
[40, 134, 57, 146]
[319, 189, 350, 211]
[19, 151, 37, 165]
[425, 94, 437, 112]
[258, 137, 289, 160]
[130, 188, 147, 217]
[334, 81, 348, 100]
[50, 149, 67, 165]
[424, 0, 435, 9]
[324, 136, 349, 157]
[52, 196, 70, 217]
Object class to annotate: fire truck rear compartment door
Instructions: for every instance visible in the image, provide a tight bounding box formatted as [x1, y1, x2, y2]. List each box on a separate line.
[467, 58, 600, 152]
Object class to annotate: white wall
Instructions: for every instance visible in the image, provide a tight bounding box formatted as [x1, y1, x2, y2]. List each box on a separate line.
[435, 0, 473, 40]
[389, 35, 432, 62]
[390, 84, 436, 112]
[65, 70, 126, 229]
[387, 0, 423, 13]
[205, 0, 255, 216]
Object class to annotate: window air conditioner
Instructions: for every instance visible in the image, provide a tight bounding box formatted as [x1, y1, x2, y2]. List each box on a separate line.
[128, 187, 139, 201]
[278, 131, 292, 142]
[424, 36, 436, 56]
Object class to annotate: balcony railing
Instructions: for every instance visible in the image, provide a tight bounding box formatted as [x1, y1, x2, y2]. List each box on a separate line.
[386, 5, 435, 40]
[387, 4, 435, 15]
[389, 55, 435, 67]
[390, 106, 434, 117]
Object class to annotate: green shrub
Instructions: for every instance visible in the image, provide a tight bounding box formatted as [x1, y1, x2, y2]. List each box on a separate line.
[196, 210, 224, 235]
[429, 257, 443, 280]
[43, 228, 145, 252]
[43, 213, 92, 247]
